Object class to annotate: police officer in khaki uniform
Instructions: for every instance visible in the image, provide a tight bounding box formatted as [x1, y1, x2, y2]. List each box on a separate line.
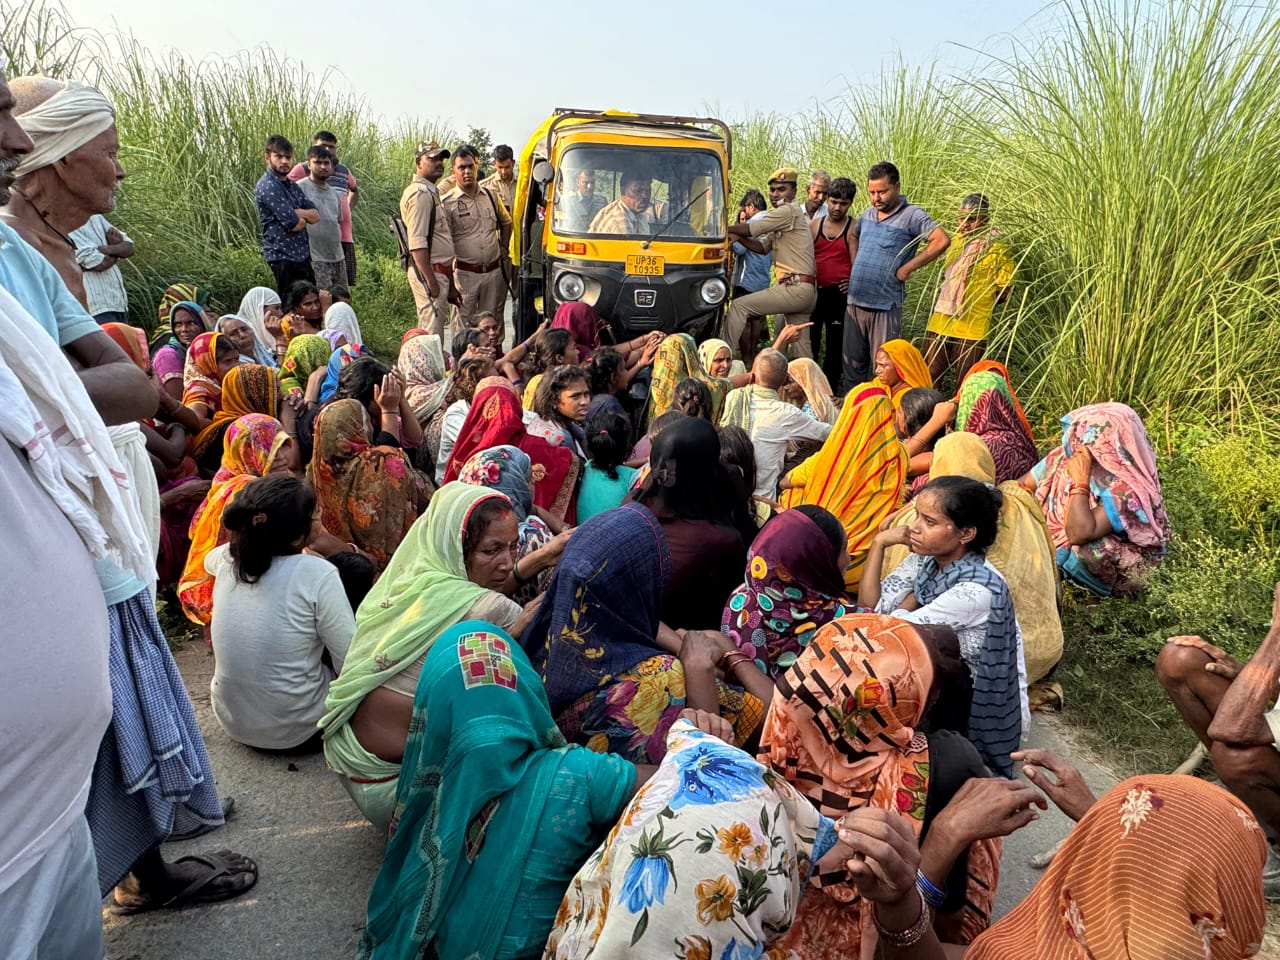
[399, 140, 457, 336]
[479, 144, 517, 344]
[443, 144, 513, 340]
[723, 165, 818, 362]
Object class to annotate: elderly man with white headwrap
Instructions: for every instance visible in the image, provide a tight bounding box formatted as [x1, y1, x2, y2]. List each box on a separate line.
[0, 72, 257, 945]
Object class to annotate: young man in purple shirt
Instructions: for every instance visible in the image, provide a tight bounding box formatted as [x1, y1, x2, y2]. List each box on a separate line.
[843, 160, 949, 391]
[254, 134, 318, 296]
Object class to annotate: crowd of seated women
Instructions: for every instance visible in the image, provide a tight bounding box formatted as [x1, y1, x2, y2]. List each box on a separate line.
[100, 285, 1223, 958]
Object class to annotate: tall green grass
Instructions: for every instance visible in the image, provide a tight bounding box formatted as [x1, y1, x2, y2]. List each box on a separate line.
[726, 1, 1280, 434]
[1, 0, 450, 349]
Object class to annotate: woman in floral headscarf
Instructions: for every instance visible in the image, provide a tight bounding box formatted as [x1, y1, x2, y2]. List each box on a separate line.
[307, 398, 428, 570]
[457, 445, 564, 604]
[178, 413, 293, 626]
[397, 333, 452, 469]
[759, 614, 1002, 960]
[721, 506, 852, 679]
[1022, 401, 1168, 596]
[955, 361, 1037, 484]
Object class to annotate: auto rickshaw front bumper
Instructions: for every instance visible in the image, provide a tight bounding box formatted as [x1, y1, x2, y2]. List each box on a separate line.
[547, 258, 727, 341]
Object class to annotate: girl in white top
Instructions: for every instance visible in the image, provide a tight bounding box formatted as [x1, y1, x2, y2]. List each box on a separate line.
[208, 476, 355, 750]
[860, 476, 1028, 776]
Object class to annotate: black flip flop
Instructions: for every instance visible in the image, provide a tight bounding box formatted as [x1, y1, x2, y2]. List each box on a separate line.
[112, 850, 258, 915]
[168, 796, 235, 842]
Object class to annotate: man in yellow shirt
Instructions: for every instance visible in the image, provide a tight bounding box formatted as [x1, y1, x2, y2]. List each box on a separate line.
[923, 193, 1015, 385]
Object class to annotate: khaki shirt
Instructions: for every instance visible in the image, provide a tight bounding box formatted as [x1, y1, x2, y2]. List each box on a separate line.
[480, 173, 516, 213]
[747, 200, 816, 278]
[399, 174, 454, 263]
[444, 185, 512, 266]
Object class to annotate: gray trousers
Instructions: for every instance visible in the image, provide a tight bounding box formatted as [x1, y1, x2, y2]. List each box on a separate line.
[842, 303, 902, 392]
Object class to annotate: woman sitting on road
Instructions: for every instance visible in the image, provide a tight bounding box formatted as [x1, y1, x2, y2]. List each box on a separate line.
[321, 484, 542, 830]
[190, 363, 280, 474]
[181, 331, 241, 437]
[529, 364, 592, 457]
[444, 377, 579, 522]
[788, 356, 839, 424]
[872, 338, 934, 409]
[279, 280, 324, 339]
[277, 332, 332, 398]
[236, 285, 283, 365]
[698, 336, 748, 378]
[216, 313, 275, 367]
[633, 416, 749, 630]
[898, 386, 949, 487]
[519, 501, 770, 764]
[179, 413, 295, 627]
[956, 360, 1037, 484]
[881, 433, 1063, 686]
[722, 505, 852, 679]
[434, 356, 497, 483]
[1022, 401, 1168, 596]
[152, 289, 209, 400]
[860, 477, 1027, 777]
[760, 614, 1031, 960]
[548, 717, 870, 959]
[307, 398, 428, 572]
[838, 772, 1264, 960]
[208, 476, 355, 751]
[781, 384, 907, 592]
[456, 444, 570, 604]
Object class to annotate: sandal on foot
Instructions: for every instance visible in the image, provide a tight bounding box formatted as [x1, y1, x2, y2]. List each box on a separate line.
[168, 796, 235, 842]
[112, 850, 258, 914]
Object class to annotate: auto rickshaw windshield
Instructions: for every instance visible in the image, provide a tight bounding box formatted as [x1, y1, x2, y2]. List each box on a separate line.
[552, 144, 725, 241]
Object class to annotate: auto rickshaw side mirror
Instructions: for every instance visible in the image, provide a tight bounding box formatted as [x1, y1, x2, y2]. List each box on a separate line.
[532, 160, 555, 186]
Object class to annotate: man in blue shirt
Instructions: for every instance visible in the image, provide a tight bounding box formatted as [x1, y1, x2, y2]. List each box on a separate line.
[254, 134, 318, 296]
[843, 161, 949, 391]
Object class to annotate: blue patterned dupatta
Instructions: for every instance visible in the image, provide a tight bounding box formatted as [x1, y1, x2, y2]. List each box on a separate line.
[914, 553, 1021, 776]
[518, 502, 671, 713]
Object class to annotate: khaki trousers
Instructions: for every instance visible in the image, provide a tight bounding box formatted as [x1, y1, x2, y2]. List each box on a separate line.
[407, 266, 455, 338]
[452, 268, 508, 339]
[722, 282, 817, 359]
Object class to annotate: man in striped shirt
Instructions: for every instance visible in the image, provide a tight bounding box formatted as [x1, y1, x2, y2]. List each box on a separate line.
[69, 213, 133, 323]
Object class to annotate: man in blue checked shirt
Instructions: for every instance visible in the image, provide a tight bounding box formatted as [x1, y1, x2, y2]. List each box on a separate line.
[254, 133, 318, 296]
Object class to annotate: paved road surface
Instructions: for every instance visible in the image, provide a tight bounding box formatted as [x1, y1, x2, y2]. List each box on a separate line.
[103, 640, 1277, 959]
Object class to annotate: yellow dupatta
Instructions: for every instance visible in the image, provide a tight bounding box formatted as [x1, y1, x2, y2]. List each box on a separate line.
[781, 385, 906, 591]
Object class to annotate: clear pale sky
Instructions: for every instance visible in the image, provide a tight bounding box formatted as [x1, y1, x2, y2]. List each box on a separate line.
[58, 0, 1057, 142]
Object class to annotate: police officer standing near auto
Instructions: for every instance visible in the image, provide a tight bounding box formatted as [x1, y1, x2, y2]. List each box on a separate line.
[722, 166, 817, 364]
[399, 140, 458, 336]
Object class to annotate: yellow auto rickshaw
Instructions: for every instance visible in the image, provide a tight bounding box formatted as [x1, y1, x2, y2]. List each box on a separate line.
[510, 108, 732, 342]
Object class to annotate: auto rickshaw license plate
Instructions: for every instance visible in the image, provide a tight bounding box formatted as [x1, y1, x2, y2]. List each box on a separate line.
[625, 255, 664, 276]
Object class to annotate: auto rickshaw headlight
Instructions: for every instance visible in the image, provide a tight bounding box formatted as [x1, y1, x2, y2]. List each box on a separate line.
[556, 271, 586, 302]
[700, 277, 728, 306]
